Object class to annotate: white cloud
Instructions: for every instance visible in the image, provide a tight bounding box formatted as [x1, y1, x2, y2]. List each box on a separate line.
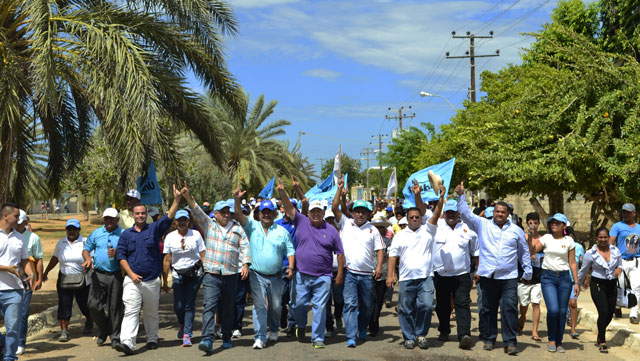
[303, 68, 341, 80]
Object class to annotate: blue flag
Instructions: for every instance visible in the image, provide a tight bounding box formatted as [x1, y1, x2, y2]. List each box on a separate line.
[305, 171, 334, 199]
[136, 161, 163, 205]
[259, 177, 276, 199]
[307, 173, 347, 202]
[402, 158, 456, 208]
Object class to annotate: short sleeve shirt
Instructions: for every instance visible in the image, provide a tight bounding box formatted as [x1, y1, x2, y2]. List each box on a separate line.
[293, 212, 343, 277]
[388, 223, 438, 282]
[163, 229, 205, 279]
[337, 216, 385, 275]
[54, 236, 88, 278]
[610, 221, 640, 259]
[243, 219, 294, 275]
[0, 230, 27, 290]
[22, 230, 43, 259]
[432, 219, 478, 276]
[84, 226, 123, 272]
[540, 234, 575, 272]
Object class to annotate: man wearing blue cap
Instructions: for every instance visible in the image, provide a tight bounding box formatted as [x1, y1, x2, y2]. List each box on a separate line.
[233, 187, 295, 349]
[115, 185, 182, 355]
[332, 178, 385, 347]
[609, 203, 640, 324]
[432, 199, 478, 349]
[454, 182, 531, 355]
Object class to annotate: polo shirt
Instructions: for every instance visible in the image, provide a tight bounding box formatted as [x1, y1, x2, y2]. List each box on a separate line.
[0, 229, 27, 290]
[336, 216, 385, 275]
[244, 219, 294, 275]
[293, 212, 343, 277]
[432, 218, 478, 276]
[84, 226, 123, 273]
[275, 216, 297, 268]
[116, 215, 173, 281]
[388, 223, 437, 282]
[22, 230, 43, 259]
[53, 236, 87, 277]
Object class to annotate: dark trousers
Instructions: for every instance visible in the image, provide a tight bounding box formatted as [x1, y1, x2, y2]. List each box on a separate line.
[233, 277, 248, 331]
[88, 271, 123, 340]
[479, 277, 518, 346]
[369, 280, 389, 336]
[281, 270, 292, 328]
[590, 277, 617, 344]
[434, 272, 472, 340]
[202, 273, 239, 342]
[57, 274, 91, 321]
[383, 285, 393, 303]
[325, 273, 344, 331]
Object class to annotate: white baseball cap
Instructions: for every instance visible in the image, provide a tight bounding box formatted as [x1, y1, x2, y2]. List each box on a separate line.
[18, 210, 28, 225]
[148, 207, 160, 217]
[126, 189, 141, 200]
[309, 200, 325, 211]
[102, 208, 119, 218]
[324, 209, 335, 219]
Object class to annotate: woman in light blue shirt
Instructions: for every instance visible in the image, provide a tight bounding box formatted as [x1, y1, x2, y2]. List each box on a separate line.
[577, 227, 622, 353]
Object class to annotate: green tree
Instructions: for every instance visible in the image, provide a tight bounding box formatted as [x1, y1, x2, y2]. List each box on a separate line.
[381, 123, 433, 187]
[320, 153, 363, 186]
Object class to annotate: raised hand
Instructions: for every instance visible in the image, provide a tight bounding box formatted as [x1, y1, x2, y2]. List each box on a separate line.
[276, 178, 285, 192]
[291, 176, 300, 189]
[233, 187, 246, 200]
[180, 180, 190, 199]
[172, 183, 182, 198]
[454, 181, 465, 196]
[438, 185, 446, 200]
[411, 179, 421, 196]
[337, 177, 345, 189]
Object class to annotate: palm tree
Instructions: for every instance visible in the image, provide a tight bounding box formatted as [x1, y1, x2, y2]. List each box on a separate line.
[0, 0, 241, 204]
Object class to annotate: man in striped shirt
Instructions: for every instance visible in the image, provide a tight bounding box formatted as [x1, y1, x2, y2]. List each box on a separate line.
[181, 183, 251, 354]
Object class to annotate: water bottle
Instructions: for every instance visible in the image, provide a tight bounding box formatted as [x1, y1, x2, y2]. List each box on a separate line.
[107, 239, 114, 260]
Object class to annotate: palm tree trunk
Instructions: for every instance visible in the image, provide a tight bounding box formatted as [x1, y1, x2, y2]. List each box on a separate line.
[0, 125, 14, 203]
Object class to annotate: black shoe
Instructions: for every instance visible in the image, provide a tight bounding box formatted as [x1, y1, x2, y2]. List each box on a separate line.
[146, 342, 158, 350]
[285, 326, 296, 337]
[115, 343, 134, 355]
[111, 340, 120, 349]
[96, 336, 106, 346]
[83, 320, 94, 335]
[459, 335, 472, 350]
[296, 328, 306, 343]
[631, 317, 639, 325]
[504, 345, 517, 355]
[614, 308, 622, 319]
[438, 333, 449, 341]
[483, 342, 493, 351]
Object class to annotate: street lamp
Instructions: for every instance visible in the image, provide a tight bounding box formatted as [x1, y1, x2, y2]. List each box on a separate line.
[419, 91, 458, 111]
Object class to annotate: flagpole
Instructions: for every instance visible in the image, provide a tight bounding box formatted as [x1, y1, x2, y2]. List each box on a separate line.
[393, 167, 397, 216]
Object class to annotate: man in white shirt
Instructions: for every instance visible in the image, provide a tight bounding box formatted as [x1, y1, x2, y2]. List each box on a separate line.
[432, 200, 478, 350]
[386, 184, 446, 350]
[332, 178, 385, 347]
[0, 203, 31, 361]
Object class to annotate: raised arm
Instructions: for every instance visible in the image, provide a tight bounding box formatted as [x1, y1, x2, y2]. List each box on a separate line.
[331, 177, 345, 223]
[340, 187, 352, 219]
[411, 179, 427, 217]
[233, 186, 248, 227]
[277, 179, 296, 220]
[167, 184, 182, 219]
[428, 185, 446, 225]
[454, 182, 483, 233]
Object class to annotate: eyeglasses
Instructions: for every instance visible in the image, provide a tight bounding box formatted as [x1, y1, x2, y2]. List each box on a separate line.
[408, 216, 421, 220]
[181, 238, 185, 250]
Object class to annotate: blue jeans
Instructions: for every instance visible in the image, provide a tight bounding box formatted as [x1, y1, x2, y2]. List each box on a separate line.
[250, 270, 283, 342]
[540, 270, 572, 345]
[233, 277, 248, 331]
[397, 277, 434, 342]
[0, 289, 23, 361]
[294, 272, 331, 342]
[280, 267, 297, 328]
[17, 289, 32, 347]
[343, 271, 374, 341]
[172, 274, 203, 337]
[479, 277, 519, 346]
[201, 273, 239, 342]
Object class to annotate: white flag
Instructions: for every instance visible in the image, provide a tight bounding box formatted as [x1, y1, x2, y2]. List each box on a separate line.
[333, 145, 341, 185]
[386, 168, 397, 198]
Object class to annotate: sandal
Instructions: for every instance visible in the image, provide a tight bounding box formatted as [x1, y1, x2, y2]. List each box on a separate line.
[531, 336, 542, 342]
[599, 344, 609, 353]
[570, 332, 579, 339]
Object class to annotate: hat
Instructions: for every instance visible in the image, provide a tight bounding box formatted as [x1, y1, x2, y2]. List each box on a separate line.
[290, 198, 298, 207]
[208, 211, 215, 218]
[175, 209, 190, 220]
[353, 200, 373, 211]
[443, 199, 458, 212]
[309, 200, 325, 211]
[126, 189, 141, 200]
[385, 206, 393, 212]
[213, 200, 231, 212]
[147, 207, 160, 217]
[622, 203, 636, 212]
[259, 199, 275, 212]
[324, 209, 335, 219]
[398, 217, 408, 225]
[17, 210, 27, 225]
[225, 199, 236, 213]
[241, 199, 247, 205]
[484, 207, 494, 219]
[371, 214, 391, 228]
[65, 218, 81, 229]
[548, 213, 568, 224]
[102, 208, 119, 218]
[203, 201, 210, 207]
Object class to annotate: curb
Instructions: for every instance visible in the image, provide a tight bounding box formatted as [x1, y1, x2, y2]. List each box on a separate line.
[578, 307, 640, 352]
[1, 302, 83, 338]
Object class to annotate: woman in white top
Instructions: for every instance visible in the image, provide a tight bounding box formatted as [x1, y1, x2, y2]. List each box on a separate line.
[531, 213, 579, 353]
[43, 219, 92, 342]
[162, 210, 205, 347]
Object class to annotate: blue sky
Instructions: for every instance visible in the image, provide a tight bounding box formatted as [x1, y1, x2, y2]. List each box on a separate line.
[198, 0, 560, 180]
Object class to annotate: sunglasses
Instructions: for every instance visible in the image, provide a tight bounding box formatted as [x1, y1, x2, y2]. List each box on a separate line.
[408, 216, 421, 220]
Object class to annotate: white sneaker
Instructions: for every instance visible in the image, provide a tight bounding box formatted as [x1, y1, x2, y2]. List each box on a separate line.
[232, 329, 241, 338]
[16, 346, 24, 355]
[267, 332, 278, 343]
[252, 339, 265, 349]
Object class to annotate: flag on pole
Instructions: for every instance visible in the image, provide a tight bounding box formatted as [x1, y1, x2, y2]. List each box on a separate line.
[258, 176, 276, 199]
[136, 161, 163, 205]
[386, 168, 397, 199]
[333, 145, 341, 185]
[402, 158, 456, 208]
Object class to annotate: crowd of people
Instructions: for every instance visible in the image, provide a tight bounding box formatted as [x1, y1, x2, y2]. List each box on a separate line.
[0, 178, 639, 360]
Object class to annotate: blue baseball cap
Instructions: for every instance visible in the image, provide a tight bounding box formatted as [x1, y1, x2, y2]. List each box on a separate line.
[213, 201, 230, 212]
[225, 199, 236, 213]
[290, 198, 298, 207]
[259, 199, 275, 212]
[65, 218, 81, 229]
[548, 213, 568, 224]
[385, 206, 393, 212]
[484, 207, 494, 219]
[208, 211, 215, 218]
[352, 200, 372, 211]
[175, 210, 190, 220]
[443, 199, 458, 212]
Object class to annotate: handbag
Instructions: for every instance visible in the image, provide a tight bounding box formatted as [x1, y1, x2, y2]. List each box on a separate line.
[60, 273, 86, 290]
[616, 269, 638, 308]
[174, 260, 202, 282]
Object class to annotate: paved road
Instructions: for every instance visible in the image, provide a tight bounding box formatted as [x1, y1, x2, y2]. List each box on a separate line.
[19, 289, 633, 361]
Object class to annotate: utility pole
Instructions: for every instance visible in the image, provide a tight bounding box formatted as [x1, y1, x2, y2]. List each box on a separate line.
[371, 135, 390, 197]
[446, 31, 500, 103]
[316, 157, 327, 179]
[386, 106, 415, 131]
[360, 148, 374, 194]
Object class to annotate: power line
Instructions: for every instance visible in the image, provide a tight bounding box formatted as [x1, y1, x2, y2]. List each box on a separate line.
[494, 0, 552, 37]
[455, 0, 508, 33]
[474, 0, 522, 34]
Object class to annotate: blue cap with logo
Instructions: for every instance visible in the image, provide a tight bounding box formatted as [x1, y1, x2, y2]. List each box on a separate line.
[175, 210, 190, 220]
[484, 207, 494, 219]
[548, 213, 568, 224]
[65, 218, 81, 229]
[213, 200, 231, 212]
[352, 200, 373, 211]
[443, 199, 458, 212]
[259, 199, 275, 212]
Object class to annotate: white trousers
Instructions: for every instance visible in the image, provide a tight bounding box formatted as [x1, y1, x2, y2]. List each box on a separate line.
[621, 258, 640, 318]
[120, 276, 161, 349]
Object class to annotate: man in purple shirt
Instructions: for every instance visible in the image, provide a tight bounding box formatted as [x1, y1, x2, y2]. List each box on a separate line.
[277, 180, 344, 349]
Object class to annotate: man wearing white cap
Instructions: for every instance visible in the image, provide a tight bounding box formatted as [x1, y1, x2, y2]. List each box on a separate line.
[14, 210, 43, 355]
[82, 208, 124, 348]
[609, 203, 640, 324]
[118, 189, 152, 229]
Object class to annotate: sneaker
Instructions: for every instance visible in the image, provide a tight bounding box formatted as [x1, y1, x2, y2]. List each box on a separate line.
[214, 326, 223, 339]
[313, 340, 325, 349]
[417, 336, 428, 349]
[505, 345, 518, 355]
[357, 330, 367, 341]
[146, 342, 158, 350]
[182, 335, 192, 347]
[631, 317, 639, 325]
[16, 346, 24, 355]
[198, 340, 213, 354]
[232, 329, 242, 338]
[285, 326, 296, 337]
[59, 330, 70, 342]
[483, 342, 493, 351]
[115, 342, 134, 355]
[346, 339, 356, 348]
[403, 340, 415, 349]
[267, 332, 278, 343]
[252, 339, 265, 349]
[177, 325, 184, 339]
[296, 328, 306, 343]
[83, 320, 93, 335]
[222, 338, 232, 349]
[557, 345, 566, 353]
[459, 335, 472, 350]
[547, 344, 557, 352]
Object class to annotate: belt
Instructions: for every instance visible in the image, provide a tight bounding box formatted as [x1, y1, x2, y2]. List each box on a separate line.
[542, 269, 570, 276]
[94, 269, 119, 275]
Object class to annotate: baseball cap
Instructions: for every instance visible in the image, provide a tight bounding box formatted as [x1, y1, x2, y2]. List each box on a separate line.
[548, 213, 568, 224]
[147, 207, 160, 217]
[324, 209, 335, 219]
[398, 217, 408, 225]
[622, 203, 636, 212]
[175, 209, 190, 220]
[443, 199, 458, 212]
[371, 214, 391, 228]
[385, 206, 393, 212]
[102, 208, 119, 218]
[484, 207, 494, 219]
[290, 198, 298, 207]
[126, 189, 141, 200]
[309, 200, 325, 211]
[213, 200, 230, 212]
[65, 218, 81, 229]
[352, 200, 373, 211]
[18, 210, 27, 225]
[250, 200, 256, 206]
[259, 199, 275, 212]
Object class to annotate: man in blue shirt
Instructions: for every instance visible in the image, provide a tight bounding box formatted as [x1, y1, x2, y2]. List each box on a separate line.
[609, 203, 640, 324]
[233, 188, 295, 349]
[454, 182, 531, 355]
[82, 208, 124, 349]
[115, 186, 181, 355]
